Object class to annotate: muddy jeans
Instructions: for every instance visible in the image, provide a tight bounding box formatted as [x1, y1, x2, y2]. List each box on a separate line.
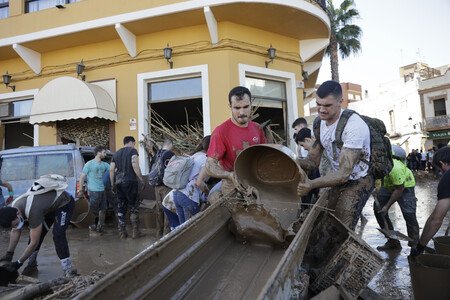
[154, 185, 171, 236]
[117, 181, 139, 227]
[374, 187, 419, 243]
[327, 175, 374, 230]
[28, 197, 75, 260]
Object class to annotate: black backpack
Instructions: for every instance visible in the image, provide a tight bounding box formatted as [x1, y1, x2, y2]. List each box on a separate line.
[313, 109, 393, 179]
[148, 150, 169, 186]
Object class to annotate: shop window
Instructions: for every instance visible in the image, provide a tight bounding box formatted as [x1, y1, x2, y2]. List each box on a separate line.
[389, 110, 395, 133]
[13, 99, 33, 117]
[433, 98, 447, 116]
[0, 0, 8, 19]
[246, 77, 288, 144]
[25, 0, 77, 13]
[148, 77, 203, 138]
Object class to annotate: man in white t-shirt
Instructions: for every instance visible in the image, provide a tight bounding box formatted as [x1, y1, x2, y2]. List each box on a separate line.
[296, 80, 374, 229]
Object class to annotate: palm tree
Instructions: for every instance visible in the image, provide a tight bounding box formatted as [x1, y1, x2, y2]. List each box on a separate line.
[326, 0, 362, 82]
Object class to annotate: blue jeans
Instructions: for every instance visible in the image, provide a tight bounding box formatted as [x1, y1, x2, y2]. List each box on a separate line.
[173, 191, 199, 224]
[374, 186, 419, 243]
[163, 207, 180, 229]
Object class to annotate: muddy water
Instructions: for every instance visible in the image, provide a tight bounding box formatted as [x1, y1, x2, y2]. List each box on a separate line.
[357, 176, 449, 299]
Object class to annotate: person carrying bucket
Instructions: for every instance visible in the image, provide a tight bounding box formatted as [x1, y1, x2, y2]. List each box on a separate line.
[410, 146, 450, 258]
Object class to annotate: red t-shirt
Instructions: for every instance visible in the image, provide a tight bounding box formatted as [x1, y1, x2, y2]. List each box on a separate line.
[207, 119, 266, 171]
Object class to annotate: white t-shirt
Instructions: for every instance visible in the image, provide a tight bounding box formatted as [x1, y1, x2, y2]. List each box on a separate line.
[178, 151, 207, 203]
[320, 110, 371, 180]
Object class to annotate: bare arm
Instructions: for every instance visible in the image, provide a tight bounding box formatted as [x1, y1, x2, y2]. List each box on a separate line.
[310, 148, 362, 189]
[1, 181, 13, 193]
[131, 155, 144, 183]
[382, 185, 404, 211]
[18, 225, 42, 263]
[196, 167, 210, 194]
[109, 162, 116, 186]
[296, 140, 323, 172]
[205, 157, 233, 180]
[7, 228, 22, 253]
[78, 173, 87, 196]
[419, 198, 450, 246]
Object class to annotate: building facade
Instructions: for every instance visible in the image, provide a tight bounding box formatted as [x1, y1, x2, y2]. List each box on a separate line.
[0, 0, 330, 171]
[419, 69, 450, 148]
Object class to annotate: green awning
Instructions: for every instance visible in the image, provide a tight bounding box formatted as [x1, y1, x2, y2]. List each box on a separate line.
[427, 130, 450, 139]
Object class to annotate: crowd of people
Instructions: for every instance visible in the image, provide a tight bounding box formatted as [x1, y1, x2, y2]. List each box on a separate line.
[0, 81, 449, 286]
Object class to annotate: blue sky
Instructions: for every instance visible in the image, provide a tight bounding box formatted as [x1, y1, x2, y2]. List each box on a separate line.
[317, 0, 450, 92]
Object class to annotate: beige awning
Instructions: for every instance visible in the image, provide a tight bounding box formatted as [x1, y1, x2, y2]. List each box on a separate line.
[29, 76, 117, 124]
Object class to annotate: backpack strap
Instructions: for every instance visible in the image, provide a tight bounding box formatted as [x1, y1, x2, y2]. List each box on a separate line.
[334, 109, 355, 150]
[312, 116, 322, 148]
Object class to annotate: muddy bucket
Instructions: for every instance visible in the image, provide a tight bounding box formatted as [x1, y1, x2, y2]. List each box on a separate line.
[70, 197, 95, 228]
[234, 144, 306, 230]
[409, 254, 450, 300]
[433, 236, 450, 255]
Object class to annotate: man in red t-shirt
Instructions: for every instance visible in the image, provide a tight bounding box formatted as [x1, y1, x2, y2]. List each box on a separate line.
[205, 86, 266, 198]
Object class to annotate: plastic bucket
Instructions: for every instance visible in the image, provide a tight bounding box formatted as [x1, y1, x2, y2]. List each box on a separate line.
[409, 254, 450, 300]
[234, 144, 306, 230]
[70, 197, 95, 228]
[433, 236, 450, 255]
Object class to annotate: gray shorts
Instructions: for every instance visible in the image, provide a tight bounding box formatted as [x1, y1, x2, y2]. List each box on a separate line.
[88, 191, 107, 214]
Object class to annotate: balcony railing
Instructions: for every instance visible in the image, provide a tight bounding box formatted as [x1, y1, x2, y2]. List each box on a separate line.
[424, 114, 450, 131]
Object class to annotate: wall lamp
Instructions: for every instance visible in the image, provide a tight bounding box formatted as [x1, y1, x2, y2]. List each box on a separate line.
[265, 45, 276, 68]
[76, 60, 86, 81]
[2, 71, 15, 92]
[302, 70, 309, 81]
[164, 44, 173, 69]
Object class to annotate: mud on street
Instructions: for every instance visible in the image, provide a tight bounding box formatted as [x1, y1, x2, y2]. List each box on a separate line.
[0, 175, 447, 299]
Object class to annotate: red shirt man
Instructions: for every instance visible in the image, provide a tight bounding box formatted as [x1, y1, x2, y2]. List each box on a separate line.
[208, 119, 265, 171]
[205, 86, 266, 193]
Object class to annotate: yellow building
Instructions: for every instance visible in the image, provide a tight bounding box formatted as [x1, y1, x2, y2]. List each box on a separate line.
[0, 0, 329, 171]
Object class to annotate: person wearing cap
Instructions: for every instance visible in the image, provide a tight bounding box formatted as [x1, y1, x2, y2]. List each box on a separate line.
[205, 86, 266, 199]
[296, 80, 373, 230]
[0, 174, 77, 278]
[374, 145, 419, 251]
[410, 146, 450, 258]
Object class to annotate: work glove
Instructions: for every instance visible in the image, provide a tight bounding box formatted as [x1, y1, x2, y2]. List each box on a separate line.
[409, 243, 426, 259]
[0, 251, 14, 262]
[5, 261, 23, 272]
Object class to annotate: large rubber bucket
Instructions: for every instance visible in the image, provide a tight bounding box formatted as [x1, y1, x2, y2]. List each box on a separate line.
[234, 144, 306, 230]
[409, 254, 450, 300]
[70, 197, 95, 228]
[433, 236, 450, 255]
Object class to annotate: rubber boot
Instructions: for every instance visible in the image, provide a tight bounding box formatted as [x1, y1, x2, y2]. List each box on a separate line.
[131, 213, 143, 239]
[22, 250, 38, 276]
[97, 210, 106, 233]
[377, 239, 402, 251]
[118, 225, 128, 239]
[60, 257, 78, 278]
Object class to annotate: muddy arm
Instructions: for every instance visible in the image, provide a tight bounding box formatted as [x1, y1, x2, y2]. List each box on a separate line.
[109, 162, 116, 186]
[380, 185, 404, 213]
[205, 157, 232, 180]
[195, 167, 210, 194]
[418, 198, 450, 246]
[298, 148, 362, 196]
[131, 154, 144, 184]
[7, 228, 22, 253]
[296, 140, 322, 172]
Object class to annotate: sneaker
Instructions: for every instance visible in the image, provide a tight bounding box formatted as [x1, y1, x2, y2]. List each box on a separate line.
[64, 268, 79, 278]
[22, 265, 38, 277]
[377, 239, 402, 251]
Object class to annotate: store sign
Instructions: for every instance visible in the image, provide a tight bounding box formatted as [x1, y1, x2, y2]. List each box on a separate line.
[428, 130, 450, 139]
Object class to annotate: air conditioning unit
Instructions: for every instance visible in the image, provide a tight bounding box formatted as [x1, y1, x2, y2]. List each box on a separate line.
[0, 103, 11, 118]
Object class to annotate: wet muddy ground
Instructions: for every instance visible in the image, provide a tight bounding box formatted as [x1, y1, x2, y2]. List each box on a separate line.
[1, 174, 448, 299]
[357, 175, 449, 299]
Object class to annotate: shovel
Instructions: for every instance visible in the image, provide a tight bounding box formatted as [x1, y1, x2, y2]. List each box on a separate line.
[374, 198, 413, 242]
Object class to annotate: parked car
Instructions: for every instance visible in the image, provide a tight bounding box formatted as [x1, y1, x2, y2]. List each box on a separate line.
[0, 144, 112, 200]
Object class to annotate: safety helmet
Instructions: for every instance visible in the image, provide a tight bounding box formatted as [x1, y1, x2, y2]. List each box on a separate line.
[391, 145, 406, 160]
